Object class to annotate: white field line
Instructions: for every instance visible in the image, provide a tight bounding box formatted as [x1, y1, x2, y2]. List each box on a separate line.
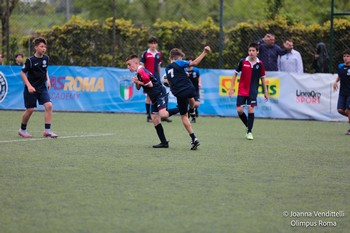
[0, 133, 114, 143]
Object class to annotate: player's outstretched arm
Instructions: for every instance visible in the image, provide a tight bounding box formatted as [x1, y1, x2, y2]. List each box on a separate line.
[190, 46, 211, 67]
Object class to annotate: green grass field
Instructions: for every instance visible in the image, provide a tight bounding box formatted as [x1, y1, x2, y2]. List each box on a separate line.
[0, 110, 349, 233]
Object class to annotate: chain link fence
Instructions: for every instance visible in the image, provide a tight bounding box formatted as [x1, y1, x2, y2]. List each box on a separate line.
[2, 0, 350, 72]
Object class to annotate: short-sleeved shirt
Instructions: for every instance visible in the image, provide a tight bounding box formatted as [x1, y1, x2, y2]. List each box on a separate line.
[136, 65, 166, 101]
[165, 60, 194, 96]
[140, 49, 162, 80]
[235, 57, 266, 99]
[338, 65, 350, 96]
[187, 67, 200, 92]
[21, 55, 49, 88]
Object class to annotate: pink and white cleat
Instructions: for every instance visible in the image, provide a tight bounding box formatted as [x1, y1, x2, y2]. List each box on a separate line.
[18, 129, 33, 138]
[43, 130, 58, 138]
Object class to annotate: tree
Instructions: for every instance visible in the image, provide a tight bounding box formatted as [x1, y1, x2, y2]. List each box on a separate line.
[0, 0, 19, 60]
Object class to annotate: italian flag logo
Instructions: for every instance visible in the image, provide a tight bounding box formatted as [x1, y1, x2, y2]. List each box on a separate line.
[120, 80, 133, 101]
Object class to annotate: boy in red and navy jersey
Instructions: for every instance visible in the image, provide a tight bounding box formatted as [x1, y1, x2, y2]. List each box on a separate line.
[126, 55, 178, 148]
[229, 42, 268, 140]
[140, 36, 166, 122]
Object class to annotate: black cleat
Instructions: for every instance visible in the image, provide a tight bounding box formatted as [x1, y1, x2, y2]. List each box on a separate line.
[190, 138, 200, 150]
[153, 141, 169, 148]
[189, 108, 196, 117]
[191, 118, 196, 123]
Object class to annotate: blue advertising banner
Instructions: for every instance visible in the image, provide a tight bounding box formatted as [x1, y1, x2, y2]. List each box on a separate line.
[0, 65, 345, 121]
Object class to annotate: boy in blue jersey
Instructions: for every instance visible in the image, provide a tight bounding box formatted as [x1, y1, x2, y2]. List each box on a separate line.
[186, 56, 202, 123]
[18, 37, 58, 138]
[333, 49, 350, 135]
[126, 55, 179, 148]
[165, 46, 211, 150]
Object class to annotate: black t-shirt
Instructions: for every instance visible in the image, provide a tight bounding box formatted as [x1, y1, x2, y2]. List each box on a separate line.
[21, 55, 49, 88]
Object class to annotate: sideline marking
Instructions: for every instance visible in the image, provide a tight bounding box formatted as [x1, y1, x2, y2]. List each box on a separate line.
[0, 133, 114, 143]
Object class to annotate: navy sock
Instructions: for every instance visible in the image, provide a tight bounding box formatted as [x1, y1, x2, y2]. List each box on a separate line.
[155, 124, 167, 144]
[21, 124, 27, 130]
[189, 133, 196, 142]
[168, 107, 179, 116]
[45, 124, 51, 130]
[247, 113, 254, 133]
[238, 112, 248, 127]
[146, 103, 151, 117]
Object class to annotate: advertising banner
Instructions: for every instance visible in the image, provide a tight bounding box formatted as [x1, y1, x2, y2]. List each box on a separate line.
[0, 65, 345, 121]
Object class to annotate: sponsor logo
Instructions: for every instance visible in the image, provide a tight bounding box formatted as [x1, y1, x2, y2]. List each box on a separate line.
[51, 76, 104, 92]
[219, 76, 280, 98]
[0, 71, 8, 103]
[296, 90, 321, 104]
[120, 79, 133, 101]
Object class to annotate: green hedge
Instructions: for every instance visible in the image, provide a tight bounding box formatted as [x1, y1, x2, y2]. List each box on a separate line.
[21, 16, 350, 72]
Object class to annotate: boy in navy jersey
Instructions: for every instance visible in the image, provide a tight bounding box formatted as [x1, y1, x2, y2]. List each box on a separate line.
[333, 49, 350, 135]
[229, 42, 268, 140]
[126, 55, 179, 148]
[18, 37, 58, 138]
[186, 56, 202, 123]
[165, 46, 210, 150]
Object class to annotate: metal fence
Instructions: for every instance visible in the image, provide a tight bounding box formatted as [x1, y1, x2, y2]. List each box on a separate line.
[1, 0, 350, 72]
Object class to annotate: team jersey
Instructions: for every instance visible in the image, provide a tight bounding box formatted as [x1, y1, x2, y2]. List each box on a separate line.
[187, 67, 200, 91]
[165, 60, 194, 96]
[136, 65, 165, 101]
[140, 49, 162, 80]
[21, 55, 49, 88]
[338, 65, 350, 96]
[235, 57, 265, 98]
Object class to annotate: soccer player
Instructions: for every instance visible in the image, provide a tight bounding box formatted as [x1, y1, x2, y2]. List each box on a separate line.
[165, 46, 211, 150]
[126, 55, 179, 148]
[228, 42, 268, 140]
[333, 49, 350, 135]
[186, 56, 202, 123]
[140, 36, 172, 123]
[18, 37, 58, 138]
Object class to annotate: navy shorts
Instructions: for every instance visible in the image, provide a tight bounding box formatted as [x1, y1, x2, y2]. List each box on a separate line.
[337, 94, 350, 110]
[194, 89, 200, 102]
[236, 95, 257, 107]
[151, 92, 168, 113]
[23, 85, 51, 108]
[175, 87, 195, 115]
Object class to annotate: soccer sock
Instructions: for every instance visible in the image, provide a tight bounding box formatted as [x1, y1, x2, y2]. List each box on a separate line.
[45, 124, 51, 130]
[168, 107, 179, 116]
[146, 103, 151, 117]
[21, 123, 27, 131]
[195, 108, 198, 117]
[189, 133, 196, 142]
[238, 112, 248, 127]
[155, 124, 167, 143]
[247, 113, 255, 133]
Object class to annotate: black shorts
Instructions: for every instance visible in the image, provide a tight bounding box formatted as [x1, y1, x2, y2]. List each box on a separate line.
[23, 85, 51, 108]
[174, 87, 195, 115]
[194, 89, 200, 102]
[337, 94, 350, 110]
[236, 95, 257, 107]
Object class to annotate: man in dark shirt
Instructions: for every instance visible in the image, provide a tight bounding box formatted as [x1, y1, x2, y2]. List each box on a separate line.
[258, 33, 285, 71]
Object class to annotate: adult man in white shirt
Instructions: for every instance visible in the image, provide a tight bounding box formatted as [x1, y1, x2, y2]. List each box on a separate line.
[278, 39, 304, 73]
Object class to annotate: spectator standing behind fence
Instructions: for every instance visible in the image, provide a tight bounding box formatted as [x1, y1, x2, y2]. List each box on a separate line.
[257, 33, 286, 71]
[13, 53, 24, 66]
[278, 39, 303, 73]
[313, 42, 329, 73]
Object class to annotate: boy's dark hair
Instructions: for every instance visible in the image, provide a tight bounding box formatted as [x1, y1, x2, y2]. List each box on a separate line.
[169, 48, 185, 60]
[125, 54, 139, 62]
[343, 49, 350, 55]
[248, 42, 259, 51]
[15, 53, 23, 58]
[186, 56, 194, 61]
[148, 36, 158, 44]
[33, 37, 47, 46]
